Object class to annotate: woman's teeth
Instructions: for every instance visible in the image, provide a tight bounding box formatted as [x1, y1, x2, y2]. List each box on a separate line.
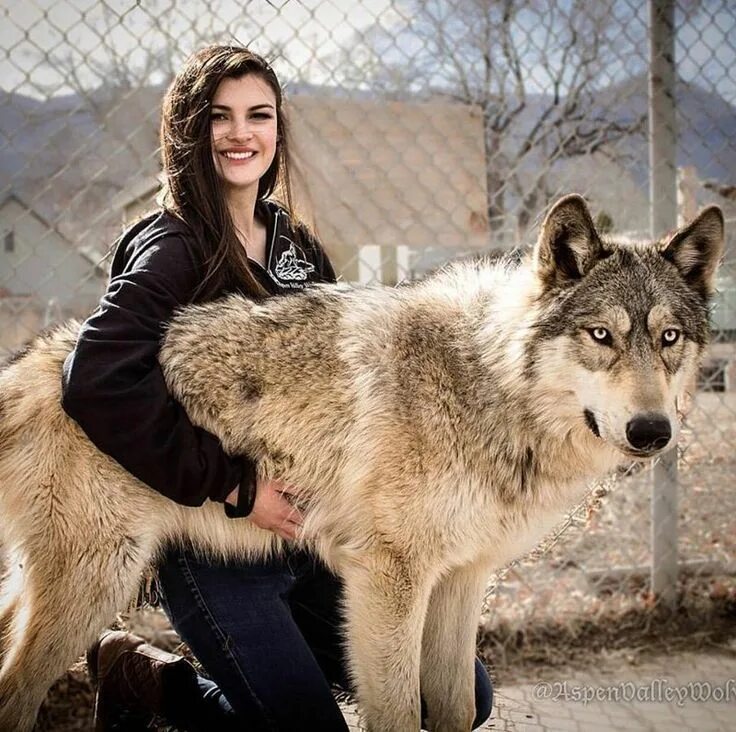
[223, 151, 255, 160]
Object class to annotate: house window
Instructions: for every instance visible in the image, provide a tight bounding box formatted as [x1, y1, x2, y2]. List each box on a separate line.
[3, 230, 14, 253]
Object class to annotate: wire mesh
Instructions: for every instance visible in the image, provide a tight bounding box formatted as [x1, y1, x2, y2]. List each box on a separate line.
[1, 1, 735, 730]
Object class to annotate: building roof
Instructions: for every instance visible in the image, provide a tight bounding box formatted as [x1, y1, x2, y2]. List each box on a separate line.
[1, 192, 71, 241]
[0, 192, 103, 267]
[287, 93, 489, 251]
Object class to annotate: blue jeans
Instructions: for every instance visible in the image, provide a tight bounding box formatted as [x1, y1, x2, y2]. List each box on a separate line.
[157, 546, 493, 731]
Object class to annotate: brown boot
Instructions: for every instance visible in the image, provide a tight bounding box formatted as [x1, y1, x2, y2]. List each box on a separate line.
[86, 629, 198, 731]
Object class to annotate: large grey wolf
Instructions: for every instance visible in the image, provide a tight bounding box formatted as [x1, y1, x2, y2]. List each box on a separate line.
[0, 195, 724, 731]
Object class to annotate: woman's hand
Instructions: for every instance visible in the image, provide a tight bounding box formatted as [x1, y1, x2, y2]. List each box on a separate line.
[227, 478, 303, 540]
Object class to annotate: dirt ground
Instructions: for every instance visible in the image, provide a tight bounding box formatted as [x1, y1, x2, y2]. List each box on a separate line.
[23, 393, 736, 730]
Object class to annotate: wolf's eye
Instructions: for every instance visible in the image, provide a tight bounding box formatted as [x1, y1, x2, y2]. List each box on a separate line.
[662, 329, 680, 347]
[589, 327, 612, 346]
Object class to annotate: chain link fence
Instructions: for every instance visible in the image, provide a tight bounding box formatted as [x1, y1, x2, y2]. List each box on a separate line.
[1, 0, 735, 729]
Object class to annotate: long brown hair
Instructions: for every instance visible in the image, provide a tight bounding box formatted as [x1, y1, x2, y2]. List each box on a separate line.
[159, 45, 296, 299]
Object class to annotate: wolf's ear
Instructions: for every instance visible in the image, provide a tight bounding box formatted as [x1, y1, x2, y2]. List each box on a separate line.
[534, 194, 604, 290]
[661, 206, 724, 299]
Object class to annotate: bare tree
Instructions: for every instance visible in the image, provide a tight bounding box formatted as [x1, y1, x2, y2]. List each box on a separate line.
[339, 0, 646, 242]
[37, 0, 255, 123]
[42, 5, 166, 115]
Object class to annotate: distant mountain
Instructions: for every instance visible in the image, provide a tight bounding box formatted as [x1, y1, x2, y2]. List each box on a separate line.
[592, 73, 736, 186]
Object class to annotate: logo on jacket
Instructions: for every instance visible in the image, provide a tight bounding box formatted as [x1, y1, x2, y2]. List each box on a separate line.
[274, 239, 315, 282]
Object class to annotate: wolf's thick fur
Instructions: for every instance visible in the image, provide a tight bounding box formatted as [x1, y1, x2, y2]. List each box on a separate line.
[0, 196, 724, 731]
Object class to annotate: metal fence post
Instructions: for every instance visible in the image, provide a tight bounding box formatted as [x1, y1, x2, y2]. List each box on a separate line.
[649, 0, 679, 609]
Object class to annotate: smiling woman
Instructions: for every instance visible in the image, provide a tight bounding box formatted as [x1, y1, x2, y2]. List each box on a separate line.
[59, 45, 353, 732]
[157, 47, 300, 300]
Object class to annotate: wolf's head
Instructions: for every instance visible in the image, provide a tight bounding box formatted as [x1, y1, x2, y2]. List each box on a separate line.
[530, 194, 724, 459]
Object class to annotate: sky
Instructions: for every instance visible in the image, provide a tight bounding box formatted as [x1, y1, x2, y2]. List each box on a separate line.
[0, 0, 395, 97]
[0, 0, 734, 103]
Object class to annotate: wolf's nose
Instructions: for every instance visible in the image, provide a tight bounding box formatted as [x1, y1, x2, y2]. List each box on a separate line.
[626, 415, 672, 451]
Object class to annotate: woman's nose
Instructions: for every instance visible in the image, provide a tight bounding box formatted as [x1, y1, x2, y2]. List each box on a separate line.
[228, 119, 253, 140]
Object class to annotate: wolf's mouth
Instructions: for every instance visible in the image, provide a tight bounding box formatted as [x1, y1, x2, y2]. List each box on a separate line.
[623, 446, 663, 459]
[584, 409, 601, 438]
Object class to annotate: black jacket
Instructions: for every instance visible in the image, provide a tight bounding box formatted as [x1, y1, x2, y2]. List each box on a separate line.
[61, 200, 336, 516]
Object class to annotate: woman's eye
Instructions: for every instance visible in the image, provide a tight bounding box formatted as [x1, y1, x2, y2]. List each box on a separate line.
[662, 329, 680, 347]
[210, 113, 226, 121]
[251, 113, 272, 120]
[589, 327, 612, 345]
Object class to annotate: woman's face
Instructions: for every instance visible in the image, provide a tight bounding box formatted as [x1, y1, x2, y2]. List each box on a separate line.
[210, 74, 278, 194]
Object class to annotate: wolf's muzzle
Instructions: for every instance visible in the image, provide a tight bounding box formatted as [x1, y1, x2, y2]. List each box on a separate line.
[625, 414, 672, 452]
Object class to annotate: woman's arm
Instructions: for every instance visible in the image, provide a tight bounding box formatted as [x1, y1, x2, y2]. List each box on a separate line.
[62, 227, 256, 511]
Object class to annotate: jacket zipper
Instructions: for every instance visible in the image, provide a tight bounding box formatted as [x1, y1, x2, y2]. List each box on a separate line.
[247, 208, 279, 274]
[268, 209, 280, 271]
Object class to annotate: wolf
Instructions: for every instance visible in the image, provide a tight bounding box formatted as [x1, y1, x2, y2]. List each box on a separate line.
[0, 195, 724, 731]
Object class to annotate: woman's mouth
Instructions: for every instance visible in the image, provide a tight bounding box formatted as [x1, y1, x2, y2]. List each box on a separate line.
[220, 150, 256, 161]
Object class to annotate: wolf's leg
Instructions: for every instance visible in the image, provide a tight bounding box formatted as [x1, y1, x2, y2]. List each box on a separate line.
[0, 538, 150, 732]
[341, 552, 434, 732]
[420, 559, 491, 732]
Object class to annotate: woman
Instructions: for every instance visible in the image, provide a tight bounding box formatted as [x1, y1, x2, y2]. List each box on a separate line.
[64, 45, 493, 731]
